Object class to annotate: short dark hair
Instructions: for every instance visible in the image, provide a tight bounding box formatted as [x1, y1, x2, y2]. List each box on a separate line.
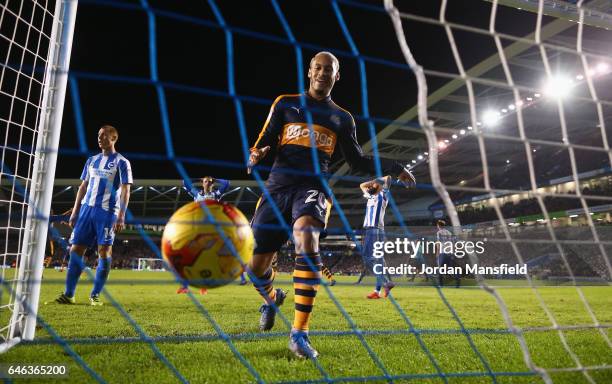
[436, 220, 446, 227]
[101, 125, 118, 140]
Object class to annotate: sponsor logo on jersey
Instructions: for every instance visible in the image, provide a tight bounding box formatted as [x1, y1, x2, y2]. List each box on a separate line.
[280, 123, 337, 155]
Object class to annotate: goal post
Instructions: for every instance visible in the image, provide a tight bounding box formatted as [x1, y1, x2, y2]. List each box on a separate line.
[135, 258, 165, 271]
[0, 0, 78, 353]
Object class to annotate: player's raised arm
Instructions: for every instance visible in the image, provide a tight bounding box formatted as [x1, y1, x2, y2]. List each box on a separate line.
[338, 117, 406, 179]
[397, 167, 416, 188]
[248, 95, 286, 173]
[181, 179, 199, 199]
[215, 178, 231, 195]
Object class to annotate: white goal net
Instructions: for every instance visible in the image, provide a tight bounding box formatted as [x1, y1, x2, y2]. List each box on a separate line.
[382, 0, 611, 382]
[0, 0, 76, 353]
[135, 258, 165, 272]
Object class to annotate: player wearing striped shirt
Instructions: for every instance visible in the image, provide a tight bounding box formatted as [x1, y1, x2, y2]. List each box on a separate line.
[182, 176, 231, 202]
[178, 176, 246, 293]
[55, 125, 132, 306]
[360, 175, 396, 299]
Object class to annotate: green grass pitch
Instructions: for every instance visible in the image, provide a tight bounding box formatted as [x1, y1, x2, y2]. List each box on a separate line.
[2, 270, 611, 383]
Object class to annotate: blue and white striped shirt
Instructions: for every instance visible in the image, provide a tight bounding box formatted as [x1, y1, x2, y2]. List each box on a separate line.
[80, 152, 133, 214]
[363, 188, 388, 229]
[184, 179, 230, 202]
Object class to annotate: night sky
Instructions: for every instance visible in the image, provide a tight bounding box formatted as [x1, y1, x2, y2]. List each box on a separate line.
[56, 0, 598, 183]
[56, 0, 532, 179]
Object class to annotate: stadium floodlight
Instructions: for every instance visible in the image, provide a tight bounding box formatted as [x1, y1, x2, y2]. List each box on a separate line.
[417, 155, 423, 160]
[596, 62, 609, 74]
[543, 75, 573, 99]
[452, 134, 458, 139]
[460, 129, 466, 135]
[482, 110, 501, 126]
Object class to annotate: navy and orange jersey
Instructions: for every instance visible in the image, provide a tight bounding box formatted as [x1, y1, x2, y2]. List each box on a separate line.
[251, 93, 403, 192]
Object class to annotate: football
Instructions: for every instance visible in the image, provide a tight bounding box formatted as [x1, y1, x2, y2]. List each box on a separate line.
[161, 200, 254, 288]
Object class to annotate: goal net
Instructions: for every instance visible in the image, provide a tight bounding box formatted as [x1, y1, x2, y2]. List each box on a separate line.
[0, 0, 610, 382]
[382, 0, 612, 381]
[135, 258, 165, 271]
[0, 0, 76, 352]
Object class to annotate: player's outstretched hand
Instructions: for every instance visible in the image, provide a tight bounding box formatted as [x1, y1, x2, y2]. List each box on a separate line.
[247, 146, 271, 174]
[398, 168, 416, 189]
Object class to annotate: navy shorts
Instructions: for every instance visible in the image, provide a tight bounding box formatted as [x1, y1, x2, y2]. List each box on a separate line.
[251, 187, 329, 254]
[69, 205, 117, 247]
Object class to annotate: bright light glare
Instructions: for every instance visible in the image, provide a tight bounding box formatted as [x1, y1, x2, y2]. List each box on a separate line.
[543, 75, 573, 98]
[452, 134, 458, 139]
[508, 104, 516, 110]
[597, 62, 609, 74]
[417, 155, 423, 160]
[438, 141, 447, 149]
[460, 129, 466, 135]
[482, 110, 500, 126]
